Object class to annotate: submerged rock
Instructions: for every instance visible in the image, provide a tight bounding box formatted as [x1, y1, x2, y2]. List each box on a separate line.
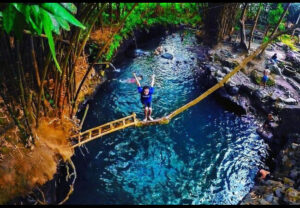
[127, 49, 149, 58]
[161, 53, 173, 60]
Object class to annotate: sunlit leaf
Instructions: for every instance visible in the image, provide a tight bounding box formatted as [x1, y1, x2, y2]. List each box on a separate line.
[3, 4, 17, 34]
[56, 16, 70, 31]
[48, 13, 61, 35]
[41, 3, 85, 29]
[30, 5, 43, 35]
[60, 3, 77, 14]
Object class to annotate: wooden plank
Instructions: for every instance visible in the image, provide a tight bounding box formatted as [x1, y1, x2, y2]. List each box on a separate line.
[76, 114, 135, 136]
[72, 120, 136, 148]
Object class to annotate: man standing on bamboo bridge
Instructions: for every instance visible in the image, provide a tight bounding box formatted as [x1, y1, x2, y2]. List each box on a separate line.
[133, 72, 155, 122]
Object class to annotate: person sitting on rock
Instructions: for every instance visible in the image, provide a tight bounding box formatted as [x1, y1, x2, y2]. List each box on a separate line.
[261, 69, 270, 88]
[263, 113, 275, 131]
[270, 53, 278, 64]
[154, 46, 163, 55]
[133, 72, 155, 122]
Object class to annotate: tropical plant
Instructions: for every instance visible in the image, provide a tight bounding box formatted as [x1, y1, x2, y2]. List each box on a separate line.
[1, 3, 86, 72]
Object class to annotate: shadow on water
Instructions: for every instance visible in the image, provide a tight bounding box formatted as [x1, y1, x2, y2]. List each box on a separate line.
[67, 31, 268, 205]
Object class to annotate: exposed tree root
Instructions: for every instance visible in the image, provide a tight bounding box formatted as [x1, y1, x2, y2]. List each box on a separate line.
[58, 159, 77, 205]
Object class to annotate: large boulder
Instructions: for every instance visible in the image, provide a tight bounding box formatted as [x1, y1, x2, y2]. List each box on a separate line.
[286, 51, 297, 61]
[286, 77, 300, 94]
[278, 106, 300, 136]
[219, 58, 238, 69]
[270, 64, 283, 76]
[279, 97, 298, 105]
[222, 67, 231, 74]
[203, 64, 217, 75]
[252, 90, 268, 101]
[227, 86, 239, 96]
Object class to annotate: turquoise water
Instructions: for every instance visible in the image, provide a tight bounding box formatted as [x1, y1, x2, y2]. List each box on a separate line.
[67, 32, 268, 205]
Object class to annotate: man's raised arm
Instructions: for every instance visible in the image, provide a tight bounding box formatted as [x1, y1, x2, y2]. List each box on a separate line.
[151, 74, 155, 87]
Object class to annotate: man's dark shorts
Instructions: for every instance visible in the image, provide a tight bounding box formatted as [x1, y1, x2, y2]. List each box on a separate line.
[142, 101, 151, 108]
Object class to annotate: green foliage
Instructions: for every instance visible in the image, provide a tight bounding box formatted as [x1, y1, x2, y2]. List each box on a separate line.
[263, 36, 270, 43]
[267, 3, 288, 29]
[103, 3, 202, 60]
[247, 3, 260, 20]
[0, 3, 86, 73]
[279, 34, 298, 51]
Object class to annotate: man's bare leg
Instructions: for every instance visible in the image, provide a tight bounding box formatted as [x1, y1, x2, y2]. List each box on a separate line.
[144, 107, 148, 121]
[148, 107, 153, 121]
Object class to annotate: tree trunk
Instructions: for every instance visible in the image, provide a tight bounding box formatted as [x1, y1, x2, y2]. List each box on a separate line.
[262, 23, 270, 42]
[248, 3, 262, 50]
[30, 36, 41, 88]
[260, 3, 291, 56]
[36, 53, 51, 128]
[16, 40, 33, 143]
[116, 3, 120, 22]
[203, 3, 240, 46]
[109, 3, 112, 24]
[292, 12, 300, 37]
[239, 3, 248, 51]
[67, 3, 108, 110]
[269, 3, 291, 39]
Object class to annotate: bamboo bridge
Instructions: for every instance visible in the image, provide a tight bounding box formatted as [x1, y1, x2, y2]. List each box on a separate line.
[70, 34, 284, 149]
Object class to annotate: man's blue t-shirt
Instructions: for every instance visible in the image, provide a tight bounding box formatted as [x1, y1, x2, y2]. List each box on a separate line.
[138, 87, 154, 104]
